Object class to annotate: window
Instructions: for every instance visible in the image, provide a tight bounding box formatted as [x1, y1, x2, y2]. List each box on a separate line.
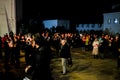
[113, 18, 119, 24]
[107, 18, 111, 24]
[91, 24, 95, 28]
[86, 24, 89, 28]
[98, 24, 101, 28]
[81, 24, 84, 28]
[119, 18, 120, 24]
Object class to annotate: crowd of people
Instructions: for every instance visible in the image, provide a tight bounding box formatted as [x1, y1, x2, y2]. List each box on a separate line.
[0, 30, 120, 79]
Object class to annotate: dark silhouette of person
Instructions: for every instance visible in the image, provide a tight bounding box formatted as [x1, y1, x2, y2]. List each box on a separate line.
[0, 36, 2, 59]
[25, 35, 53, 80]
[113, 36, 120, 69]
[3, 37, 11, 70]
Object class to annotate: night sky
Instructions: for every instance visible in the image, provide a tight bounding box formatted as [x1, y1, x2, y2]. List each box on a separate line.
[23, 0, 118, 24]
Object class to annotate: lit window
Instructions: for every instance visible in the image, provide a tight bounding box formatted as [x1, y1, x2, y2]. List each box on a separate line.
[114, 18, 119, 24]
[108, 18, 111, 24]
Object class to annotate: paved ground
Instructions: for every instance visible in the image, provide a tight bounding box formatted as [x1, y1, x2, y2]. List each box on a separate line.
[0, 47, 120, 80]
[51, 48, 120, 80]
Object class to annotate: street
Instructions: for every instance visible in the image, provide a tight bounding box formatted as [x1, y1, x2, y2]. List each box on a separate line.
[0, 47, 120, 80]
[51, 48, 120, 80]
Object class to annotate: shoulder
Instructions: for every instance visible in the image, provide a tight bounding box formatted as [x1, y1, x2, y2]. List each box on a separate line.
[38, 46, 45, 51]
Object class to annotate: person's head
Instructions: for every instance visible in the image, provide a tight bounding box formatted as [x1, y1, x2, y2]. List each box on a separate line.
[94, 38, 98, 41]
[35, 36, 44, 47]
[60, 39, 66, 46]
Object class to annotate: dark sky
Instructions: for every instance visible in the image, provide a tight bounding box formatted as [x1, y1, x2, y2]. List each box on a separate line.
[23, 0, 117, 24]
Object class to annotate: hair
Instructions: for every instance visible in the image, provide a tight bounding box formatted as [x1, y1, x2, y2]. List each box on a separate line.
[35, 35, 45, 46]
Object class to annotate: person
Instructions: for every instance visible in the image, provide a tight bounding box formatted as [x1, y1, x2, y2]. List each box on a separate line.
[25, 35, 52, 80]
[59, 39, 72, 75]
[92, 38, 99, 59]
[113, 36, 120, 69]
[0, 36, 2, 59]
[3, 37, 11, 70]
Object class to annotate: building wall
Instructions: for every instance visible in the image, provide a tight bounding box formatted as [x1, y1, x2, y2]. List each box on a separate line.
[0, 2, 8, 37]
[16, 0, 23, 24]
[0, 0, 16, 37]
[43, 19, 70, 30]
[103, 12, 120, 34]
[76, 24, 102, 32]
[43, 20, 58, 29]
[57, 20, 70, 30]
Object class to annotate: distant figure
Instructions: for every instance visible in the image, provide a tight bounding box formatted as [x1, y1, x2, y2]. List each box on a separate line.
[59, 39, 72, 75]
[92, 38, 99, 59]
[9, 31, 14, 40]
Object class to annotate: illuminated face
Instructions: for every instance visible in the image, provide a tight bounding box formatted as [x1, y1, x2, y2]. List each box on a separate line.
[61, 40, 66, 46]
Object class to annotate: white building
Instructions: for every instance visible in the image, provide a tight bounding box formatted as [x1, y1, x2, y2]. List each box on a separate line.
[76, 12, 120, 35]
[103, 12, 120, 34]
[43, 19, 70, 30]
